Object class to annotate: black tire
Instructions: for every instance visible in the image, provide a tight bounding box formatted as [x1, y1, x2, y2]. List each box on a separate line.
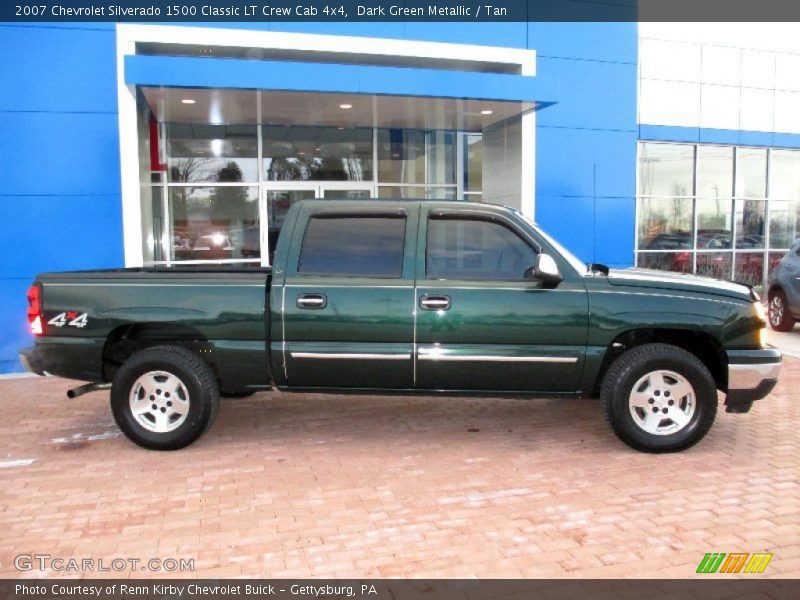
[111, 345, 220, 450]
[768, 288, 794, 332]
[220, 390, 256, 399]
[600, 343, 717, 453]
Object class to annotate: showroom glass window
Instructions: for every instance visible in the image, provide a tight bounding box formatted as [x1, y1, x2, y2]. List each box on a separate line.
[164, 124, 260, 263]
[463, 134, 483, 202]
[262, 125, 373, 182]
[377, 129, 457, 199]
[637, 142, 800, 288]
[142, 115, 478, 266]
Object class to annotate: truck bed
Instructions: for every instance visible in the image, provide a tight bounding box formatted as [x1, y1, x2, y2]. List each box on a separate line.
[32, 267, 272, 390]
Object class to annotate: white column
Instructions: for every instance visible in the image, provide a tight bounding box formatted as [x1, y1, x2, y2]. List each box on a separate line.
[520, 109, 536, 219]
[116, 24, 144, 267]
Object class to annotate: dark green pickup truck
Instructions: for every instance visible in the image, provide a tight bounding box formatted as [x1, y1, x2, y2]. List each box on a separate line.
[21, 200, 780, 452]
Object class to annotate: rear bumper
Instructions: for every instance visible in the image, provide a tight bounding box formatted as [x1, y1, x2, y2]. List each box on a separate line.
[19, 347, 45, 376]
[725, 348, 781, 413]
[19, 338, 105, 382]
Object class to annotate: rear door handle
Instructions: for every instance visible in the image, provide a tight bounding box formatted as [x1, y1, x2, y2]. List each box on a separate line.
[420, 294, 451, 310]
[296, 293, 327, 309]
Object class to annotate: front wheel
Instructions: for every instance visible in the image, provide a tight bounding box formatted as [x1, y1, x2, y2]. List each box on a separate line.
[600, 343, 717, 453]
[111, 345, 220, 450]
[768, 289, 795, 331]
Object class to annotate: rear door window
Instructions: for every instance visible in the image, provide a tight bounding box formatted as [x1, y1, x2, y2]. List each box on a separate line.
[299, 215, 406, 278]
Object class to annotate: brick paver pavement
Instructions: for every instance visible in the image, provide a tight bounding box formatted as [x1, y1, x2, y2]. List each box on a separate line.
[0, 360, 798, 579]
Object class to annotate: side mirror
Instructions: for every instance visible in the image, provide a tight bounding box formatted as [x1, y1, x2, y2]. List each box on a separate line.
[525, 253, 564, 285]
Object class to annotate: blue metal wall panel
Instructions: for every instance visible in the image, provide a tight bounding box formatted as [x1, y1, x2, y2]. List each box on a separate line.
[0, 112, 121, 196]
[638, 124, 700, 143]
[536, 127, 636, 199]
[529, 23, 637, 64]
[536, 195, 635, 269]
[0, 25, 117, 112]
[771, 133, 800, 149]
[699, 128, 741, 145]
[0, 23, 121, 372]
[0, 279, 33, 373]
[529, 24, 638, 271]
[741, 130, 777, 147]
[535, 57, 637, 131]
[0, 195, 123, 279]
[640, 124, 800, 150]
[535, 196, 596, 263]
[594, 196, 636, 267]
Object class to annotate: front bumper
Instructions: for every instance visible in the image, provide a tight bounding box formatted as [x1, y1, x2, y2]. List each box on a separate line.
[725, 348, 781, 413]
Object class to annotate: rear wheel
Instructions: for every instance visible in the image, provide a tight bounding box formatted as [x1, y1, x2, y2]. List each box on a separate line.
[768, 288, 794, 331]
[601, 343, 717, 453]
[111, 345, 219, 450]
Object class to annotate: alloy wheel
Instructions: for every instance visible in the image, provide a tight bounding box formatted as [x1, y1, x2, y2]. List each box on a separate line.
[628, 369, 696, 436]
[128, 370, 190, 433]
[769, 295, 785, 328]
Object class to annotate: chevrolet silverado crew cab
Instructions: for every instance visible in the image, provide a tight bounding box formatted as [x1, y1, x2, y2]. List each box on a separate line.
[21, 200, 781, 452]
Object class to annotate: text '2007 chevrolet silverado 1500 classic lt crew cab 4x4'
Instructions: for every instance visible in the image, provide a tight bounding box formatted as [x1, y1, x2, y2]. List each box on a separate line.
[21, 201, 780, 452]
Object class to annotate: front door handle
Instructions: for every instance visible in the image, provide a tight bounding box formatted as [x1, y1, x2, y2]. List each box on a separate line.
[296, 293, 327, 309]
[420, 294, 451, 310]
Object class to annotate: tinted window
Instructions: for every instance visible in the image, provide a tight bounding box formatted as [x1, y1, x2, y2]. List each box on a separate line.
[426, 217, 538, 280]
[299, 216, 405, 278]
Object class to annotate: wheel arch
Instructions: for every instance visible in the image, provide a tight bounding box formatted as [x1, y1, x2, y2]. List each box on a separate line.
[592, 328, 727, 397]
[767, 282, 784, 299]
[102, 322, 211, 382]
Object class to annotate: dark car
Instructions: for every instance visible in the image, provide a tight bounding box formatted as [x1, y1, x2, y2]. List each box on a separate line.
[767, 238, 800, 331]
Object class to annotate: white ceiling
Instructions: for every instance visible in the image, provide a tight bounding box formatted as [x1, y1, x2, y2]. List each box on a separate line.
[141, 87, 535, 132]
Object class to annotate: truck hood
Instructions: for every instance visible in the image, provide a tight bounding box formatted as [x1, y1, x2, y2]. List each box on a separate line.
[606, 268, 753, 302]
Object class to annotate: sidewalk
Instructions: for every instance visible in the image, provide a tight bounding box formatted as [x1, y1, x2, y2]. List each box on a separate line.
[0, 363, 797, 578]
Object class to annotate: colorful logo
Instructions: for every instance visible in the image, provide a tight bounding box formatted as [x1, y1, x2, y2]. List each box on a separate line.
[696, 552, 773, 574]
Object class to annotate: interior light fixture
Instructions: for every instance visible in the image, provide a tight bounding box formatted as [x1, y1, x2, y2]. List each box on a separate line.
[181, 99, 196, 105]
[339, 103, 353, 109]
[480, 109, 494, 115]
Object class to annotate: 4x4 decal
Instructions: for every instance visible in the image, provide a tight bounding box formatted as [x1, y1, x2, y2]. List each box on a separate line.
[48, 312, 88, 328]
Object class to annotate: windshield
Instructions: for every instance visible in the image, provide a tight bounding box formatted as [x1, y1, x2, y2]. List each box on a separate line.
[512, 210, 587, 275]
